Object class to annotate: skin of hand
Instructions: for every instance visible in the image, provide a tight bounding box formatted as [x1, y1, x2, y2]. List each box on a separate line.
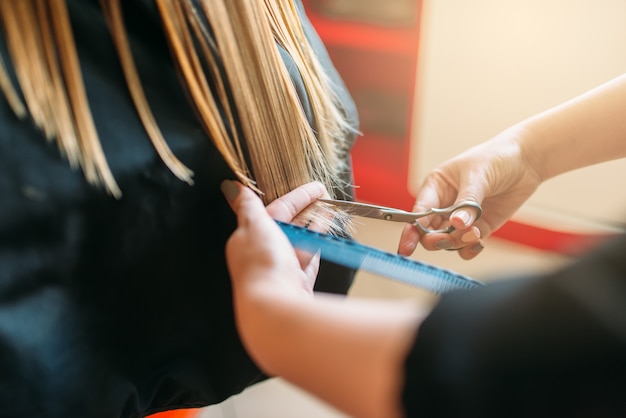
[222, 180, 325, 301]
[399, 73, 626, 260]
[222, 180, 426, 418]
[398, 128, 543, 260]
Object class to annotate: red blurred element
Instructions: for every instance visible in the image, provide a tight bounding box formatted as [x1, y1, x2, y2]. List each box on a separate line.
[492, 220, 615, 256]
[302, 0, 423, 209]
[351, 133, 414, 209]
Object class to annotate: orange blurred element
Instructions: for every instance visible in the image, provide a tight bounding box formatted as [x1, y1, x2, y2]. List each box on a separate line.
[147, 409, 200, 418]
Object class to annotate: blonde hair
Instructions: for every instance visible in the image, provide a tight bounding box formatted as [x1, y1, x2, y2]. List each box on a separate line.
[0, 0, 353, 206]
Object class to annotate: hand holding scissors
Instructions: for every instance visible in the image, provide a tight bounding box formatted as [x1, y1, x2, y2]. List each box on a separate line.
[319, 198, 484, 258]
[318, 198, 484, 257]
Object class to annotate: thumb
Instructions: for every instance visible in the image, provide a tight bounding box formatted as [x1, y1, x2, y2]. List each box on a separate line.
[449, 181, 485, 229]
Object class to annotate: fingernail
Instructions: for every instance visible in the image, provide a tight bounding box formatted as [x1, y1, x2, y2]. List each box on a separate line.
[471, 242, 484, 254]
[461, 226, 481, 243]
[435, 239, 452, 250]
[455, 210, 471, 226]
[220, 180, 240, 201]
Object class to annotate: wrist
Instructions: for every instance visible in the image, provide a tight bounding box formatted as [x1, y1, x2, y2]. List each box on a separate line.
[510, 121, 550, 182]
[232, 283, 312, 374]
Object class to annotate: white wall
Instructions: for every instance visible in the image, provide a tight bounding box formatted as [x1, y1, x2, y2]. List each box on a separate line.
[411, 0, 626, 231]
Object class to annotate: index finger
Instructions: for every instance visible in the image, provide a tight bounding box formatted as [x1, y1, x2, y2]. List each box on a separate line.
[221, 180, 277, 234]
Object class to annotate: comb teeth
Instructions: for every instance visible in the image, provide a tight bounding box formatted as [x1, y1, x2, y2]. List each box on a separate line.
[277, 221, 483, 294]
[360, 253, 481, 294]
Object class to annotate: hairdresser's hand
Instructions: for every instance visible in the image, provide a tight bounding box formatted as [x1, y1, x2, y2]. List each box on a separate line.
[398, 128, 543, 260]
[222, 180, 331, 373]
[222, 180, 328, 297]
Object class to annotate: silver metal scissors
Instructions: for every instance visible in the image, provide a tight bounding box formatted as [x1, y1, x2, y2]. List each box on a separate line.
[318, 199, 482, 234]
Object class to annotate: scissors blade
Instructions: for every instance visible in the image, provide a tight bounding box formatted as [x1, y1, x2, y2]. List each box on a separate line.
[318, 199, 419, 223]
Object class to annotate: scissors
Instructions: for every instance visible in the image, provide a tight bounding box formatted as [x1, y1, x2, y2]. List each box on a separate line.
[318, 199, 482, 234]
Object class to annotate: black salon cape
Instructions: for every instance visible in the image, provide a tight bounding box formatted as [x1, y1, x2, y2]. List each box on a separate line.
[0, 1, 358, 417]
[403, 233, 626, 417]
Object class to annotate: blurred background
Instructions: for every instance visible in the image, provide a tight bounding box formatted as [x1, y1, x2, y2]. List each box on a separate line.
[157, 0, 626, 417]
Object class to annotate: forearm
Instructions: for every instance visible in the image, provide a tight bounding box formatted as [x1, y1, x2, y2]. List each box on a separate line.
[234, 289, 424, 418]
[518, 73, 626, 181]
